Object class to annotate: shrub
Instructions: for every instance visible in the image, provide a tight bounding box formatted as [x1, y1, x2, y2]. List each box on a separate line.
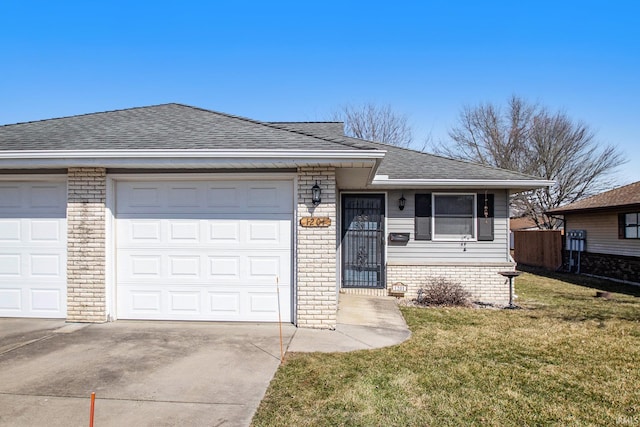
[415, 277, 471, 307]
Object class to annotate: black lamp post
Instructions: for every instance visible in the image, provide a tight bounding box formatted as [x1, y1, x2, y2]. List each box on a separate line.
[311, 181, 321, 206]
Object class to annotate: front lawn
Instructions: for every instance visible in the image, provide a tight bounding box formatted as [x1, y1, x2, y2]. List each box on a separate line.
[252, 272, 640, 426]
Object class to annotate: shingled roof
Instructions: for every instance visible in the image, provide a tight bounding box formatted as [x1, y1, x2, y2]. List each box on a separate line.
[272, 122, 541, 181]
[0, 103, 359, 151]
[547, 181, 640, 214]
[0, 103, 546, 183]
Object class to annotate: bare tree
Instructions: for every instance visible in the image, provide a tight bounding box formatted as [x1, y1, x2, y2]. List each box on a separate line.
[435, 95, 625, 229]
[332, 103, 413, 147]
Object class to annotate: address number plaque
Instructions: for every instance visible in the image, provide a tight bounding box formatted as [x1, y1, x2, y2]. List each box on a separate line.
[300, 217, 331, 227]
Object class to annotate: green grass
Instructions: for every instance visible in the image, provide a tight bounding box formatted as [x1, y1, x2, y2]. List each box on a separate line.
[252, 272, 640, 426]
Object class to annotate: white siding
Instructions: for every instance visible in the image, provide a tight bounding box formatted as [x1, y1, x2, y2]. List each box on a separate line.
[386, 189, 510, 263]
[566, 212, 640, 257]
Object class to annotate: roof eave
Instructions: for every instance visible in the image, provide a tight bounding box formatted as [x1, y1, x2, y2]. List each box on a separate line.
[370, 176, 554, 190]
[0, 149, 386, 169]
[547, 203, 640, 215]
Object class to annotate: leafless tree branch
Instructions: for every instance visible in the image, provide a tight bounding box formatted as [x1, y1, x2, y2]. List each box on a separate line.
[434, 95, 626, 229]
[331, 102, 413, 148]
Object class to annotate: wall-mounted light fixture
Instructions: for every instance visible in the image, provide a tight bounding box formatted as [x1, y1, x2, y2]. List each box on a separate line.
[398, 194, 406, 211]
[311, 181, 322, 206]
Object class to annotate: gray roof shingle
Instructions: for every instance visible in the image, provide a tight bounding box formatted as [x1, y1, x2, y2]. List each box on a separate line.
[0, 103, 543, 182]
[0, 104, 357, 151]
[271, 122, 540, 181]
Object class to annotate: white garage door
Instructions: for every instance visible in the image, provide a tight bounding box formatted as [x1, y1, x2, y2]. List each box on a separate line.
[116, 179, 293, 322]
[0, 180, 67, 318]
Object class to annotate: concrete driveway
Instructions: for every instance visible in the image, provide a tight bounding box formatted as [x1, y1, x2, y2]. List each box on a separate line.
[0, 319, 295, 427]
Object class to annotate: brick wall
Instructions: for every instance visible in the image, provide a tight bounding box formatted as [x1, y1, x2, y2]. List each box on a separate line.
[296, 167, 337, 329]
[387, 262, 516, 305]
[66, 167, 107, 322]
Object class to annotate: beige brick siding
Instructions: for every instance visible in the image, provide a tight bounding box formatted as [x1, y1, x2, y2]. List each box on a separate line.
[340, 287, 388, 297]
[296, 167, 337, 329]
[387, 262, 516, 305]
[66, 168, 107, 322]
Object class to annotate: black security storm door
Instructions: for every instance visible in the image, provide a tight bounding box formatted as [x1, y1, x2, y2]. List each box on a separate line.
[341, 194, 385, 288]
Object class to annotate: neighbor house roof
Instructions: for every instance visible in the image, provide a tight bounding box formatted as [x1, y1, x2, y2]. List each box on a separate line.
[546, 181, 640, 214]
[0, 103, 552, 188]
[510, 216, 540, 231]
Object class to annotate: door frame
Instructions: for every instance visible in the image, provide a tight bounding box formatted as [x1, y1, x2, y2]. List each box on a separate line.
[339, 192, 387, 289]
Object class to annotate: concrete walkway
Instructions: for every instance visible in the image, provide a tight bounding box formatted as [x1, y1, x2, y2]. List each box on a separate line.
[287, 293, 411, 352]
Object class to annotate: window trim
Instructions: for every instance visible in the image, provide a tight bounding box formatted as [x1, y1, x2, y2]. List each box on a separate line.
[431, 192, 478, 242]
[622, 212, 640, 239]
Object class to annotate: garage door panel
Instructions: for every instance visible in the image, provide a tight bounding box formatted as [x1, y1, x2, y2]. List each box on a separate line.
[30, 220, 62, 241]
[169, 221, 200, 242]
[30, 254, 62, 276]
[169, 291, 201, 313]
[210, 292, 240, 314]
[116, 179, 293, 322]
[117, 180, 293, 215]
[0, 285, 64, 313]
[0, 288, 21, 310]
[0, 254, 21, 275]
[118, 251, 291, 284]
[0, 220, 21, 240]
[168, 256, 201, 277]
[0, 180, 66, 318]
[168, 186, 200, 207]
[118, 218, 290, 248]
[30, 288, 63, 312]
[209, 221, 240, 242]
[128, 290, 162, 312]
[127, 186, 162, 208]
[0, 182, 66, 216]
[30, 185, 64, 208]
[129, 221, 162, 241]
[209, 256, 241, 280]
[0, 186, 21, 207]
[207, 187, 240, 208]
[118, 286, 290, 321]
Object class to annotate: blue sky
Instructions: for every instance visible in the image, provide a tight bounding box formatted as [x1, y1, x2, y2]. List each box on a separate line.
[2, 1, 638, 184]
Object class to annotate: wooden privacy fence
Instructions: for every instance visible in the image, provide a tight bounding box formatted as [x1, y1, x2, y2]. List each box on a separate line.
[513, 230, 563, 271]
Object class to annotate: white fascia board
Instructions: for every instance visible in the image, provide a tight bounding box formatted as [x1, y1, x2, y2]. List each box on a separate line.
[371, 175, 555, 190]
[0, 149, 386, 168]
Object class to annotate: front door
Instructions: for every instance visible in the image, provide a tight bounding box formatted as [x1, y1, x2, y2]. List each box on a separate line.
[341, 194, 385, 289]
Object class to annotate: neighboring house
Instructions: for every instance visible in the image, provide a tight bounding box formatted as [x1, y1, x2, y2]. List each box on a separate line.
[510, 216, 541, 232]
[546, 181, 640, 284]
[0, 104, 551, 328]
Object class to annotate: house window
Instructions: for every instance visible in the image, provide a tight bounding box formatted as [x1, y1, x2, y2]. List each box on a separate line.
[623, 213, 640, 239]
[433, 194, 476, 240]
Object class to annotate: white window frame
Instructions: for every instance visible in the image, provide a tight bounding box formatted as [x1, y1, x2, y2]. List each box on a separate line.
[432, 193, 477, 241]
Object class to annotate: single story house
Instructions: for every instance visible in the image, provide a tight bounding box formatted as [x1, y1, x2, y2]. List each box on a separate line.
[0, 104, 551, 328]
[546, 181, 640, 284]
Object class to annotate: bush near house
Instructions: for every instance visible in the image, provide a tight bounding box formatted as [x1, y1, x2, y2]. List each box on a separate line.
[415, 277, 471, 307]
[252, 272, 640, 427]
